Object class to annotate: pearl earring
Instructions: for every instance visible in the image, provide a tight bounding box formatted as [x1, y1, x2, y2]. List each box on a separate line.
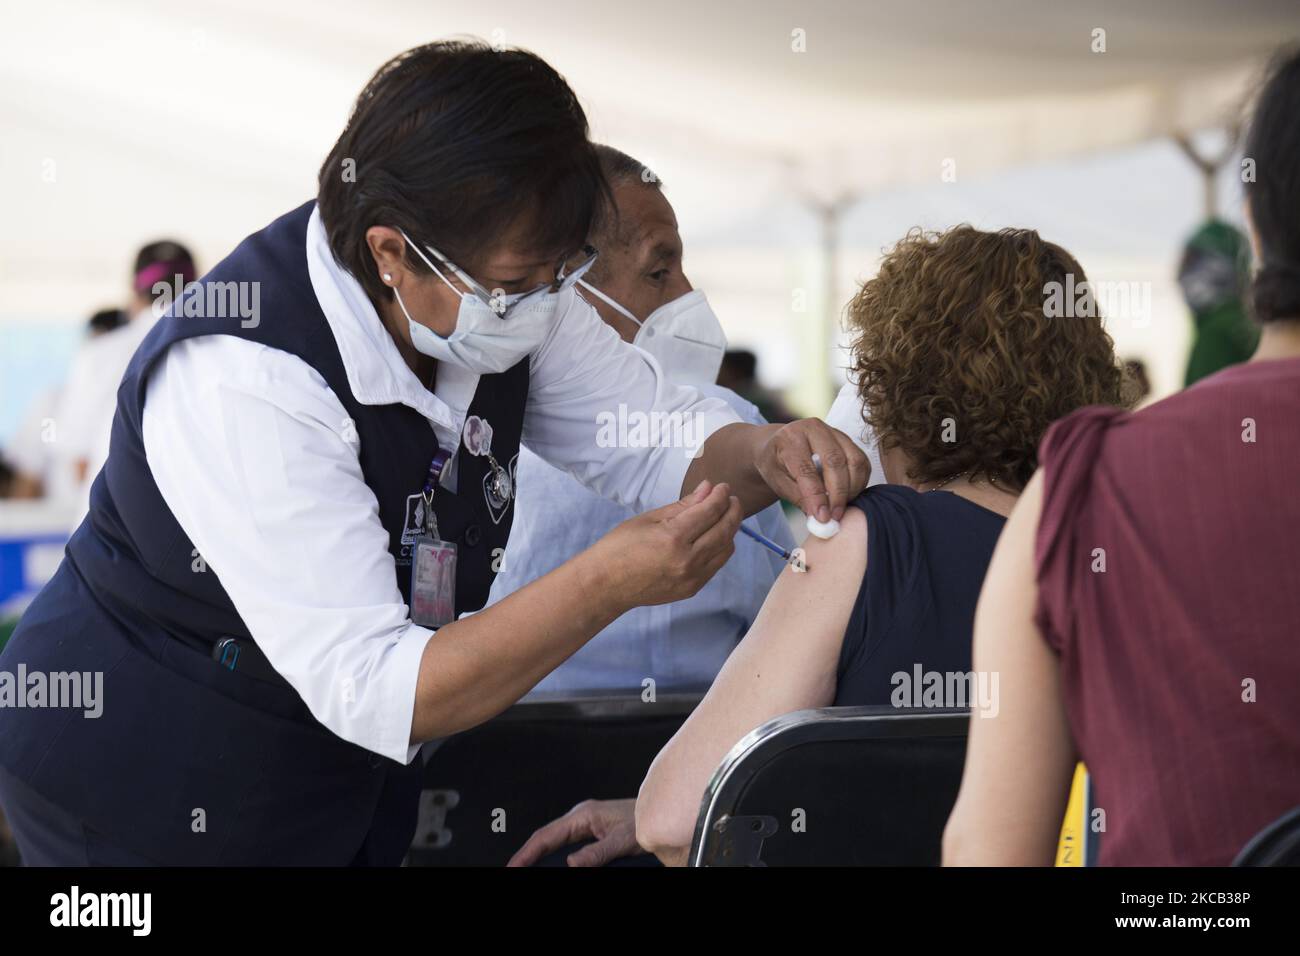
[383, 273, 393, 283]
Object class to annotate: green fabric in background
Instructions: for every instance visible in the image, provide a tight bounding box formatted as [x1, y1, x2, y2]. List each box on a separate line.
[0, 615, 17, 655]
[1181, 220, 1259, 387]
[1185, 300, 1260, 386]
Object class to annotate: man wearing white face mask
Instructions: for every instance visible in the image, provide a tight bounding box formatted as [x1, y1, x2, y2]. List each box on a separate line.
[488, 148, 793, 697]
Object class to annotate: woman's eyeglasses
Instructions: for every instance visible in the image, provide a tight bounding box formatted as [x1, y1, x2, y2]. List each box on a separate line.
[424, 243, 599, 318]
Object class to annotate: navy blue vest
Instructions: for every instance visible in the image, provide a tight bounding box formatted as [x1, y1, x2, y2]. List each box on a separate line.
[0, 202, 528, 864]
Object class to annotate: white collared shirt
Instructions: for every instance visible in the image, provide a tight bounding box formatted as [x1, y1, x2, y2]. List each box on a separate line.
[141, 206, 739, 763]
[488, 384, 794, 696]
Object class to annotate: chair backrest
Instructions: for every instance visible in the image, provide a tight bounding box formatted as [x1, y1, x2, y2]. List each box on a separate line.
[690, 706, 970, 866]
[407, 691, 701, 866]
[1233, 806, 1300, 866]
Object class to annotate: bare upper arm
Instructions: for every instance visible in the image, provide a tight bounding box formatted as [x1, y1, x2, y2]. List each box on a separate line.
[636, 505, 870, 857]
[942, 471, 1077, 866]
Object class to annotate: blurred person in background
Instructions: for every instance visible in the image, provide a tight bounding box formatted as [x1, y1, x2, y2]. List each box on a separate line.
[1180, 219, 1257, 386]
[486, 145, 793, 701]
[943, 48, 1300, 866]
[717, 349, 797, 424]
[1, 308, 126, 501]
[85, 306, 129, 336]
[54, 242, 196, 522]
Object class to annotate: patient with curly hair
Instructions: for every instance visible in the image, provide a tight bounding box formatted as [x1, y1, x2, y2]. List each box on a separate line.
[507, 225, 1126, 868]
[630, 225, 1127, 864]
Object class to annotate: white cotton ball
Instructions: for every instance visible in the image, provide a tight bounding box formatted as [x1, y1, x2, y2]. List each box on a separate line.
[804, 453, 841, 539]
[805, 515, 840, 540]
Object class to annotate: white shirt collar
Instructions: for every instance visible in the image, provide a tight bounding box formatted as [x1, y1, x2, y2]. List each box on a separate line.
[304, 204, 479, 458]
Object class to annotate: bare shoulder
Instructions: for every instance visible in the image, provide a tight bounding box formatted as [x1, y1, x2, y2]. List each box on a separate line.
[786, 504, 869, 592]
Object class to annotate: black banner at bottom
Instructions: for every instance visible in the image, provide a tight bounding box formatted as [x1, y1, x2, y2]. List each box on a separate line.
[0, 865, 1291, 941]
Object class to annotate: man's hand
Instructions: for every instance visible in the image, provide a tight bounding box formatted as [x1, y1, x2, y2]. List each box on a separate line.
[507, 799, 642, 867]
[755, 418, 871, 522]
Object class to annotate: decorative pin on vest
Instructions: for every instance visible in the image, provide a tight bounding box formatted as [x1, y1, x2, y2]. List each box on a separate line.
[463, 415, 515, 525]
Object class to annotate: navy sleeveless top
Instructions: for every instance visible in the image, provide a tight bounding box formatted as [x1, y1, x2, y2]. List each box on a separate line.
[0, 202, 528, 864]
[833, 485, 1007, 707]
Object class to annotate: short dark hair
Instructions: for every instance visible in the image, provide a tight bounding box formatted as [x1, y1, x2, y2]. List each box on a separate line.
[1244, 46, 1300, 323]
[721, 349, 758, 381]
[317, 40, 609, 306]
[88, 307, 128, 335]
[132, 240, 196, 293]
[594, 144, 662, 190]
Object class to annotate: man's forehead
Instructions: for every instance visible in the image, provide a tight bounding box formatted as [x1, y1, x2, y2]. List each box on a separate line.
[616, 179, 677, 228]
[615, 184, 680, 255]
[636, 228, 682, 266]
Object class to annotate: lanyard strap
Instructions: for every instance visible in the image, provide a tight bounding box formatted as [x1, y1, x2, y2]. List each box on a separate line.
[423, 447, 452, 496]
[420, 446, 453, 539]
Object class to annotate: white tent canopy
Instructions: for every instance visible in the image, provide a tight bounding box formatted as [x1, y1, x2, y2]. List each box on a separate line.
[3, 0, 1299, 403]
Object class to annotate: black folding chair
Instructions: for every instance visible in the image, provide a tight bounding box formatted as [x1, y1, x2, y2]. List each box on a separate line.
[690, 706, 970, 866]
[407, 690, 702, 866]
[1233, 806, 1300, 866]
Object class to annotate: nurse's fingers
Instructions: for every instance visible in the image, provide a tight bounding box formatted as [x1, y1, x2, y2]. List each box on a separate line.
[653, 479, 714, 524]
[807, 422, 869, 521]
[689, 493, 744, 562]
[767, 419, 870, 522]
[805, 425, 855, 521]
[772, 424, 831, 523]
[665, 481, 734, 543]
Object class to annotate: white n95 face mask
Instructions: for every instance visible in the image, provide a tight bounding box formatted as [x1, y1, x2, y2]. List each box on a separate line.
[578, 282, 727, 386]
[391, 228, 562, 375]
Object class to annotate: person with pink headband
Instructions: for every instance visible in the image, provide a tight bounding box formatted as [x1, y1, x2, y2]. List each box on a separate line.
[50, 240, 197, 523]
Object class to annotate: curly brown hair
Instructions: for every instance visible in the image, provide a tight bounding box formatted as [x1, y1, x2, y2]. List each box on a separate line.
[847, 225, 1125, 490]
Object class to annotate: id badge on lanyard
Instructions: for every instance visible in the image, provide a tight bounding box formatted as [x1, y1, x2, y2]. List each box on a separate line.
[411, 448, 456, 629]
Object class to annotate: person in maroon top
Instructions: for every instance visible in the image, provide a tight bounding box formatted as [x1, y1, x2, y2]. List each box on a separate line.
[944, 47, 1300, 866]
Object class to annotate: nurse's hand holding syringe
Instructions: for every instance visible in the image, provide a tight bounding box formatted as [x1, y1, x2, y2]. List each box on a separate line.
[408, 479, 741, 742]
